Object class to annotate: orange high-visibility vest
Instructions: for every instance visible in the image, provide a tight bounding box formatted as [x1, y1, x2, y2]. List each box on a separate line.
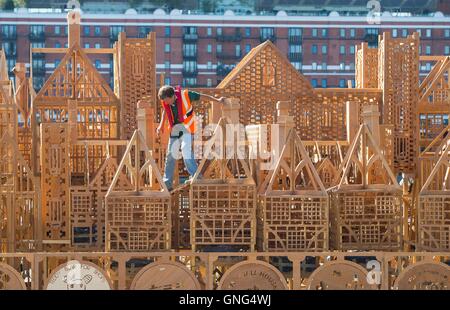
[160, 87, 195, 134]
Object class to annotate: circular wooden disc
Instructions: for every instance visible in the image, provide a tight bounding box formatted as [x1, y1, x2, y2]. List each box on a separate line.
[217, 260, 288, 290]
[46, 260, 112, 290]
[308, 261, 377, 290]
[394, 261, 450, 290]
[0, 263, 27, 290]
[130, 261, 201, 290]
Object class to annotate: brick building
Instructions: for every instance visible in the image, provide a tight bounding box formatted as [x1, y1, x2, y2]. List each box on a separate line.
[1, 4, 450, 90]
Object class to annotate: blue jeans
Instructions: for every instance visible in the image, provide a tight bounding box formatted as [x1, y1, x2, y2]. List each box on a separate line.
[163, 125, 198, 189]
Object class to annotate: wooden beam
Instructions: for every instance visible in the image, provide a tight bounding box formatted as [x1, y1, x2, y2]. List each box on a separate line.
[31, 48, 115, 54]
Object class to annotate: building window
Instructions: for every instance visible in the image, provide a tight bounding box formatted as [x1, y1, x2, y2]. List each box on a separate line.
[164, 43, 170, 53]
[340, 63, 345, 70]
[426, 45, 431, 55]
[182, 78, 197, 87]
[416, 29, 422, 37]
[289, 45, 301, 53]
[350, 28, 356, 37]
[321, 79, 327, 88]
[207, 61, 212, 69]
[30, 25, 44, 35]
[402, 29, 408, 37]
[288, 28, 302, 37]
[217, 27, 222, 36]
[349, 46, 355, 54]
[64, 43, 68, 48]
[207, 44, 212, 53]
[312, 28, 318, 37]
[95, 43, 101, 49]
[55, 59, 60, 67]
[291, 62, 301, 70]
[235, 44, 241, 57]
[164, 77, 171, 85]
[321, 45, 327, 55]
[110, 26, 124, 38]
[95, 60, 101, 69]
[245, 27, 251, 37]
[445, 29, 450, 38]
[84, 26, 90, 36]
[312, 44, 318, 54]
[340, 28, 345, 38]
[165, 61, 170, 69]
[311, 79, 317, 87]
[260, 27, 274, 40]
[245, 44, 251, 53]
[55, 42, 61, 48]
[164, 26, 171, 37]
[207, 27, 212, 36]
[321, 29, 328, 37]
[207, 78, 212, 87]
[84, 43, 90, 48]
[340, 45, 345, 55]
[426, 29, 431, 37]
[54, 26, 60, 35]
[322, 62, 327, 70]
[312, 62, 317, 70]
[216, 44, 222, 53]
[183, 26, 197, 35]
[445, 46, 450, 55]
[95, 26, 101, 35]
[183, 44, 197, 57]
[339, 79, 346, 88]
[392, 29, 398, 37]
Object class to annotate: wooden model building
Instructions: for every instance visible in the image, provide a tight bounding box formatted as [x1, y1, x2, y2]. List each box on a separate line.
[1, 9, 450, 290]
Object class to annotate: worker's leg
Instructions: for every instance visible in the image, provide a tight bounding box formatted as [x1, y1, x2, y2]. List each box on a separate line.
[181, 131, 198, 177]
[162, 136, 178, 190]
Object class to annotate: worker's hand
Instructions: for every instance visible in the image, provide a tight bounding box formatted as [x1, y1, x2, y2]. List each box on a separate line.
[217, 97, 226, 104]
[156, 125, 163, 135]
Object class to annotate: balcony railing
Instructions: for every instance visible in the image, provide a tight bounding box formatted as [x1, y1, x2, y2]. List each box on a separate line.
[1, 32, 17, 40]
[29, 32, 45, 41]
[182, 69, 198, 77]
[288, 35, 302, 44]
[216, 66, 233, 76]
[183, 33, 198, 42]
[182, 51, 197, 59]
[216, 34, 242, 42]
[216, 52, 241, 60]
[32, 67, 46, 75]
[288, 52, 302, 62]
[260, 35, 276, 43]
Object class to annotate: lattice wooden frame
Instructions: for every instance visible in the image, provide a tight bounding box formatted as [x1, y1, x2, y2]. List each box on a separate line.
[190, 117, 256, 251]
[330, 124, 403, 251]
[259, 128, 329, 251]
[105, 130, 171, 251]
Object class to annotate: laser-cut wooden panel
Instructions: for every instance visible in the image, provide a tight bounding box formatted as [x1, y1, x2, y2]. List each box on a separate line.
[116, 33, 156, 139]
[378, 32, 419, 173]
[418, 57, 450, 150]
[40, 123, 70, 248]
[355, 42, 378, 89]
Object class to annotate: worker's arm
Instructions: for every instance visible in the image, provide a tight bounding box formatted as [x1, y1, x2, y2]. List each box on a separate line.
[199, 93, 226, 104]
[156, 109, 166, 135]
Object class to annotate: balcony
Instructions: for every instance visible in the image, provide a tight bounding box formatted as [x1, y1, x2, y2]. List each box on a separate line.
[288, 52, 302, 62]
[182, 69, 198, 77]
[29, 32, 45, 41]
[32, 67, 46, 76]
[33, 52, 45, 59]
[1, 32, 17, 40]
[216, 34, 242, 42]
[182, 51, 197, 59]
[216, 65, 233, 76]
[288, 35, 302, 44]
[216, 51, 241, 60]
[183, 33, 198, 42]
[4, 49, 17, 58]
[260, 35, 276, 43]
